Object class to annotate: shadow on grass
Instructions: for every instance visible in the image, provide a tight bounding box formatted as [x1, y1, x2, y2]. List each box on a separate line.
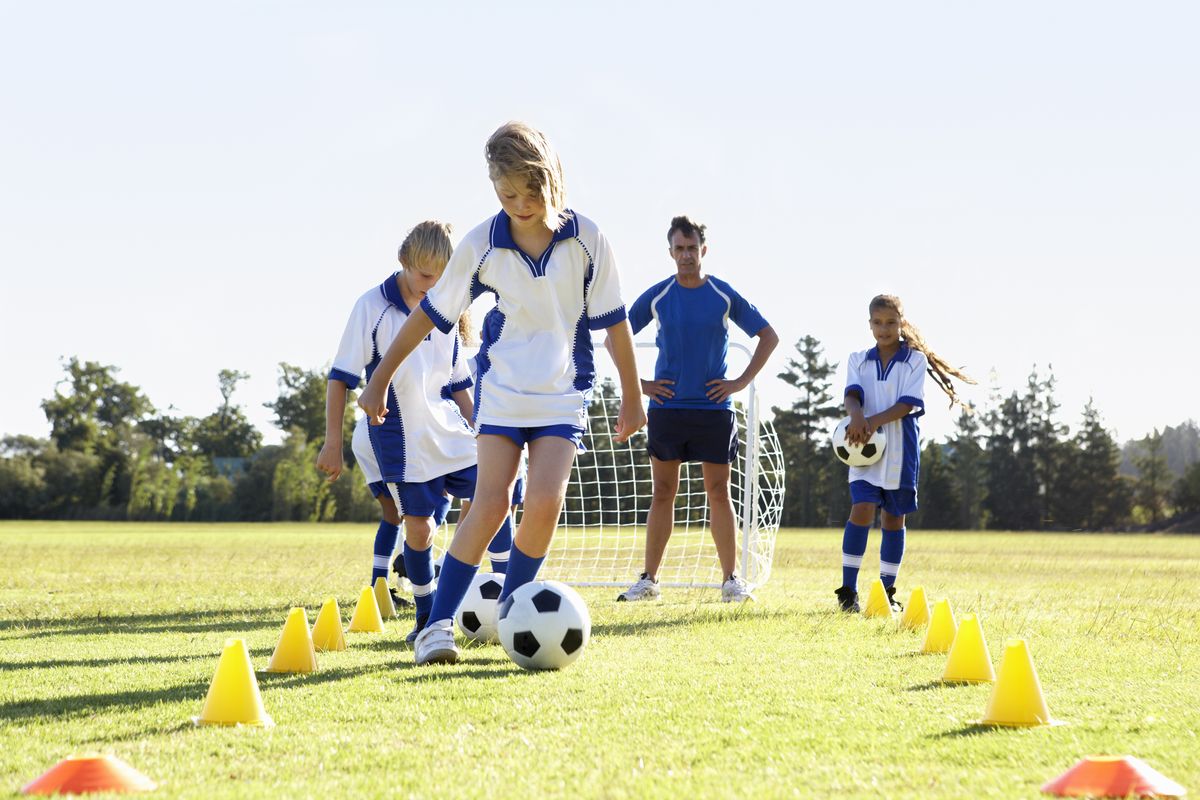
[0, 607, 293, 640]
[931, 722, 1005, 739]
[906, 679, 973, 692]
[396, 664, 528, 683]
[0, 652, 213, 672]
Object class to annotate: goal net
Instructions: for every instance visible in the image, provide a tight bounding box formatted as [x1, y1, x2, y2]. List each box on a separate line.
[435, 341, 785, 589]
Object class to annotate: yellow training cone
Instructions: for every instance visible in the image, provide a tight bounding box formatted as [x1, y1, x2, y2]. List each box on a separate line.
[900, 586, 931, 630]
[920, 599, 957, 653]
[941, 613, 996, 683]
[266, 607, 318, 673]
[374, 576, 396, 621]
[983, 638, 1060, 727]
[311, 597, 346, 652]
[863, 578, 893, 619]
[347, 585, 384, 633]
[196, 638, 274, 727]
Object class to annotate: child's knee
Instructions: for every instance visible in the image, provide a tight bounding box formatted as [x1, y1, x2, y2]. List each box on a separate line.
[849, 503, 875, 526]
[403, 516, 434, 548]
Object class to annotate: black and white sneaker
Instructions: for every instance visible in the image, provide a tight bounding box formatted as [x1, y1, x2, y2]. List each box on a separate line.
[885, 585, 904, 613]
[405, 614, 429, 645]
[390, 588, 413, 610]
[835, 586, 861, 613]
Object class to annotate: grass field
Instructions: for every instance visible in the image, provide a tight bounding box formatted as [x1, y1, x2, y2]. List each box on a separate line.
[1, 522, 1197, 799]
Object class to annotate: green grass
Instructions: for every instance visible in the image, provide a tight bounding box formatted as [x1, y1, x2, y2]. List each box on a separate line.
[1, 522, 1198, 799]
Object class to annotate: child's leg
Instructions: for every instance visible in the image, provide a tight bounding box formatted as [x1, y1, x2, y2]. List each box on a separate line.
[487, 507, 515, 574]
[427, 436, 522, 625]
[401, 514, 436, 620]
[879, 511, 906, 588]
[501, 435, 577, 601]
[372, 494, 402, 585]
[842, 502, 875, 590]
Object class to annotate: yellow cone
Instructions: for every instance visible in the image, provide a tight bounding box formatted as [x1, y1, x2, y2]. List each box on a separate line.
[921, 598, 957, 653]
[266, 607, 318, 673]
[941, 613, 996, 683]
[982, 638, 1059, 726]
[863, 578, 893, 619]
[196, 638, 274, 727]
[899, 585, 931, 630]
[347, 585, 384, 633]
[311, 596, 346, 652]
[374, 576, 396, 620]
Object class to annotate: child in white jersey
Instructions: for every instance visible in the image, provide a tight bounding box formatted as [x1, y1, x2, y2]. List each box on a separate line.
[358, 121, 646, 665]
[317, 221, 480, 642]
[836, 294, 975, 613]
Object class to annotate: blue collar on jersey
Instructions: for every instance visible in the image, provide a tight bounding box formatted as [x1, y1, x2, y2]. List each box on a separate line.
[866, 343, 912, 381]
[380, 272, 412, 314]
[488, 209, 579, 251]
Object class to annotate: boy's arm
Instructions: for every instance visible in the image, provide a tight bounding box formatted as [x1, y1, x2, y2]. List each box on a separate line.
[604, 319, 647, 443]
[316, 379, 349, 482]
[451, 387, 474, 428]
[357, 308, 437, 424]
[705, 324, 780, 403]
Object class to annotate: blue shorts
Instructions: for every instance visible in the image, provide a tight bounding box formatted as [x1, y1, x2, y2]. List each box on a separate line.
[511, 476, 525, 506]
[388, 465, 477, 519]
[850, 480, 918, 517]
[478, 424, 587, 453]
[369, 481, 454, 525]
[647, 408, 738, 464]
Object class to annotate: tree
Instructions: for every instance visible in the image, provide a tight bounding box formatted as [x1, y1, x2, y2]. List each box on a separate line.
[912, 440, 960, 529]
[1025, 366, 1069, 528]
[947, 405, 986, 529]
[1057, 399, 1131, 529]
[771, 336, 842, 526]
[984, 389, 1039, 530]
[264, 363, 339, 444]
[1134, 429, 1171, 526]
[1173, 461, 1200, 517]
[192, 370, 262, 459]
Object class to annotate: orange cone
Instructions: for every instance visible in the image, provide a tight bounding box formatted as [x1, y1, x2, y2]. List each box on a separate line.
[1041, 755, 1186, 797]
[22, 754, 156, 795]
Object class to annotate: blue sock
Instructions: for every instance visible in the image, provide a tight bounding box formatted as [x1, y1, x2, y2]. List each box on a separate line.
[841, 522, 870, 590]
[498, 543, 545, 602]
[426, 553, 478, 626]
[372, 521, 400, 584]
[880, 528, 906, 588]
[487, 514, 513, 575]
[402, 542, 435, 618]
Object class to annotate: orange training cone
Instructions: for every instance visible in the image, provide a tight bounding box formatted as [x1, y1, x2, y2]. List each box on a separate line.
[863, 578, 893, 619]
[899, 585, 931, 630]
[311, 596, 346, 652]
[22, 754, 156, 795]
[921, 599, 957, 653]
[374, 576, 396, 621]
[941, 613, 996, 683]
[1041, 755, 1186, 798]
[266, 607, 317, 673]
[347, 585, 384, 633]
[195, 638, 274, 727]
[982, 638, 1059, 727]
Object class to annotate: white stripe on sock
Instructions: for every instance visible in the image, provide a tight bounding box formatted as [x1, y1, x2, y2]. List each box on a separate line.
[880, 560, 900, 577]
[842, 553, 864, 568]
[410, 581, 434, 596]
[373, 555, 391, 569]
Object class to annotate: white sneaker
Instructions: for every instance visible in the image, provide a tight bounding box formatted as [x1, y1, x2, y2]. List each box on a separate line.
[616, 573, 661, 602]
[414, 618, 460, 665]
[721, 575, 755, 603]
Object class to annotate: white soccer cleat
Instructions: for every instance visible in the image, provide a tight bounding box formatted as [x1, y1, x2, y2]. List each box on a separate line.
[721, 575, 755, 603]
[413, 618, 461, 665]
[616, 573, 661, 602]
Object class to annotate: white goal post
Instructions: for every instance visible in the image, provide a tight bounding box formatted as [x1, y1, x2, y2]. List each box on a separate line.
[433, 340, 785, 590]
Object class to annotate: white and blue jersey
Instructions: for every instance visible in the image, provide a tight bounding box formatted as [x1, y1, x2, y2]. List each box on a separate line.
[329, 273, 476, 484]
[843, 344, 927, 491]
[420, 210, 626, 429]
[628, 275, 769, 411]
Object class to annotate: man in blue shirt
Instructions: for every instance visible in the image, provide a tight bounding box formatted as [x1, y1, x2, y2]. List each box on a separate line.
[617, 216, 779, 603]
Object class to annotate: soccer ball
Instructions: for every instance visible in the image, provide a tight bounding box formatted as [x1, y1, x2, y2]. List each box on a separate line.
[456, 571, 504, 643]
[497, 580, 591, 670]
[830, 417, 886, 467]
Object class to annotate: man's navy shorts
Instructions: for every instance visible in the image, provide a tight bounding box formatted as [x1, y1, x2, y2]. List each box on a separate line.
[646, 408, 738, 464]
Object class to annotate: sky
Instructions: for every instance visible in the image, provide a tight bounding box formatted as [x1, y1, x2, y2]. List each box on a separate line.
[2, 1, 1198, 449]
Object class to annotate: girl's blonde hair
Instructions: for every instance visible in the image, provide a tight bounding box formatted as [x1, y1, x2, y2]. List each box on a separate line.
[485, 121, 568, 231]
[870, 294, 975, 407]
[397, 220, 472, 344]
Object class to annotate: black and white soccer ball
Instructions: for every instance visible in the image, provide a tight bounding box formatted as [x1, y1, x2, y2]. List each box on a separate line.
[456, 571, 504, 643]
[497, 580, 591, 670]
[831, 417, 886, 467]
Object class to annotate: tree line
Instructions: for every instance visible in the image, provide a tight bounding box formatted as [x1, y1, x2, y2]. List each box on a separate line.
[2, 351, 1198, 531]
[771, 336, 1200, 532]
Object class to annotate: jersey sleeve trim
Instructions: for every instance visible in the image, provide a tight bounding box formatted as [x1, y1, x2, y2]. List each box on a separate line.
[588, 305, 627, 330]
[898, 394, 926, 416]
[328, 367, 361, 389]
[420, 296, 455, 334]
[845, 384, 865, 404]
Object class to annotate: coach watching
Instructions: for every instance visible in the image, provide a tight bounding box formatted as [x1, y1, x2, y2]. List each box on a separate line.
[617, 216, 779, 604]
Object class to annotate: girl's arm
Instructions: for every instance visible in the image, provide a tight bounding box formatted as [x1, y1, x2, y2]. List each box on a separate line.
[865, 402, 914, 432]
[844, 394, 870, 445]
[357, 308, 437, 424]
[452, 387, 474, 427]
[604, 319, 647, 443]
[316, 379, 349, 481]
